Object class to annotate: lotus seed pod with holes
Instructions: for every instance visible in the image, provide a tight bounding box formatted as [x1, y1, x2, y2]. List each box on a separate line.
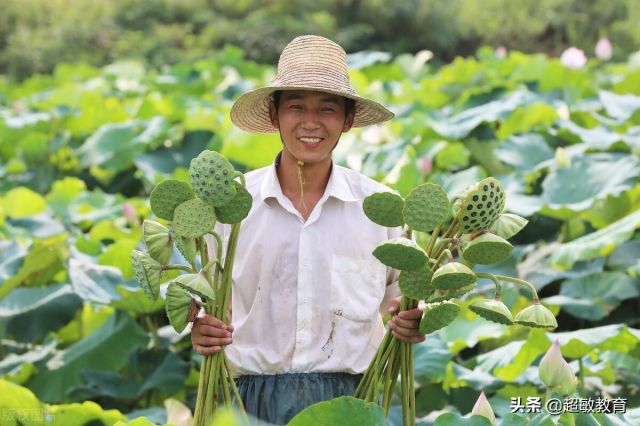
[373, 238, 429, 271]
[189, 150, 237, 207]
[150, 179, 195, 220]
[169, 225, 197, 265]
[172, 273, 215, 302]
[165, 283, 193, 333]
[462, 233, 513, 265]
[363, 192, 405, 227]
[469, 298, 513, 325]
[403, 183, 449, 232]
[132, 250, 162, 301]
[143, 220, 173, 265]
[514, 302, 558, 329]
[215, 182, 253, 224]
[489, 213, 528, 239]
[399, 264, 434, 300]
[419, 301, 460, 334]
[426, 283, 476, 303]
[431, 262, 476, 290]
[457, 177, 506, 234]
[172, 198, 217, 238]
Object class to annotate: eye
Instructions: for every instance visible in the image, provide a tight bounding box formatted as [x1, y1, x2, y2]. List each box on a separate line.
[289, 104, 303, 110]
[321, 107, 336, 113]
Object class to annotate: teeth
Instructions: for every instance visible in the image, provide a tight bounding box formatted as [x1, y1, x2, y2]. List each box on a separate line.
[300, 137, 322, 144]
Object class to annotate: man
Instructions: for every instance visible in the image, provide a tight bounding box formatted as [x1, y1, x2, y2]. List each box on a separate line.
[191, 35, 425, 424]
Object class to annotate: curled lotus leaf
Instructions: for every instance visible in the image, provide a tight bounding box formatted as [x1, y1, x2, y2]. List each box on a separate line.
[514, 302, 558, 329]
[132, 250, 162, 301]
[469, 298, 513, 325]
[165, 283, 194, 333]
[172, 273, 215, 302]
[431, 262, 476, 290]
[398, 264, 434, 300]
[172, 198, 217, 238]
[419, 301, 460, 334]
[215, 182, 253, 224]
[462, 233, 513, 265]
[456, 177, 506, 234]
[373, 238, 428, 271]
[150, 179, 195, 220]
[143, 220, 173, 265]
[363, 191, 405, 228]
[403, 183, 449, 232]
[189, 150, 237, 207]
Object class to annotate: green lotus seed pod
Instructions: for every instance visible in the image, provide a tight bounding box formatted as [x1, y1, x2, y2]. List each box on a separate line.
[142, 220, 173, 265]
[168, 224, 197, 265]
[489, 213, 528, 239]
[462, 233, 513, 265]
[172, 273, 215, 301]
[403, 183, 449, 232]
[189, 150, 237, 207]
[363, 192, 405, 227]
[150, 179, 195, 220]
[456, 177, 506, 234]
[172, 198, 217, 238]
[426, 283, 476, 303]
[165, 283, 194, 333]
[132, 250, 162, 300]
[419, 301, 460, 334]
[373, 238, 429, 271]
[514, 301, 558, 329]
[431, 262, 476, 290]
[399, 264, 434, 300]
[215, 182, 253, 224]
[469, 297, 513, 325]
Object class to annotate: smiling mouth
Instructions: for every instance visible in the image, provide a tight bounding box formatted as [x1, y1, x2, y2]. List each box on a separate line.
[299, 137, 323, 146]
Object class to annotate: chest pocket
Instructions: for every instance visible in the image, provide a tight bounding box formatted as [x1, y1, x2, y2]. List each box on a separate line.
[330, 254, 386, 322]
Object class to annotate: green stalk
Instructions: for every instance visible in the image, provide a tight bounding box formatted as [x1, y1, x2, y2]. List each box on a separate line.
[491, 274, 539, 300]
[578, 357, 585, 397]
[408, 345, 415, 426]
[162, 264, 193, 273]
[424, 224, 441, 255]
[475, 272, 502, 294]
[400, 342, 409, 426]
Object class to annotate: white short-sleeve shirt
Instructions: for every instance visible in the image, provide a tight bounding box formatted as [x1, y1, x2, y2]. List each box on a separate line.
[206, 156, 401, 375]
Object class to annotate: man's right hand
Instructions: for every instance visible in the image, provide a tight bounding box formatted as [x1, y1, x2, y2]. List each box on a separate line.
[191, 314, 234, 355]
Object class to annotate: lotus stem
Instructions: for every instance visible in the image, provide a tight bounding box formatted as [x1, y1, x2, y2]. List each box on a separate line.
[492, 274, 539, 300]
[436, 249, 453, 267]
[475, 272, 502, 295]
[430, 237, 452, 257]
[424, 224, 441, 255]
[237, 172, 246, 187]
[161, 264, 193, 273]
[202, 258, 224, 274]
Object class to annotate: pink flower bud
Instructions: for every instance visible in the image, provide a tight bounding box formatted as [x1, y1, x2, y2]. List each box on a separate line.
[560, 47, 587, 69]
[471, 392, 497, 425]
[595, 38, 612, 61]
[123, 202, 139, 224]
[418, 154, 432, 175]
[495, 45, 507, 59]
[538, 340, 577, 395]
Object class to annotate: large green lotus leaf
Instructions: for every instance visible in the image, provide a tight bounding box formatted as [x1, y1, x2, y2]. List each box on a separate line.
[542, 155, 640, 212]
[433, 167, 486, 200]
[1, 186, 47, 218]
[429, 89, 533, 139]
[556, 120, 635, 150]
[112, 284, 165, 314]
[172, 198, 217, 238]
[0, 240, 28, 284]
[403, 183, 449, 232]
[549, 325, 640, 359]
[0, 284, 82, 343]
[0, 379, 45, 426]
[599, 91, 640, 121]
[543, 272, 638, 320]
[134, 130, 212, 183]
[434, 142, 470, 170]
[47, 401, 127, 426]
[0, 340, 57, 382]
[496, 103, 558, 140]
[495, 134, 554, 172]
[412, 335, 452, 383]
[493, 329, 550, 381]
[69, 258, 124, 304]
[98, 239, 139, 279]
[288, 396, 385, 426]
[68, 350, 189, 400]
[8, 213, 65, 238]
[433, 413, 493, 426]
[437, 316, 505, 355]
[499, 413, 555, 426]
[448, 362, 504, 392]
[27, 311, 149, 402]
[548, 209, 640, 268]
[606, 240, 640, 272]
[475, 340, 526, 373]
[362, 191, 405, 227]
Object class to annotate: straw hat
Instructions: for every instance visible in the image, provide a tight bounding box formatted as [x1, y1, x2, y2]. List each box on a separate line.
[230, 35, 394, 133]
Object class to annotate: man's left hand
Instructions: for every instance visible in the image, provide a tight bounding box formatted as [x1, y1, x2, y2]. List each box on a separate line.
[387, 296, 426, 344]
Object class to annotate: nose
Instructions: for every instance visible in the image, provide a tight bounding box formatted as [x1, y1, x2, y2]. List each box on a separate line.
[301, 110, 320, 130]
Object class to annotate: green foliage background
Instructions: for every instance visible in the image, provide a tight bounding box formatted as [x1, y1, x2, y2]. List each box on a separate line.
[1, 2, 640, 425]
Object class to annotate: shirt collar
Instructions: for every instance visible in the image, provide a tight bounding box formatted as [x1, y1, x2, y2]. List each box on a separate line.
[259, 152, 359, 204]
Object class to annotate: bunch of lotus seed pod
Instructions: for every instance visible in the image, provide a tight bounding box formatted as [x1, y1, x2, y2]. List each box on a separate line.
[131, 150, 252, 426]
[354, 177, 557, 426]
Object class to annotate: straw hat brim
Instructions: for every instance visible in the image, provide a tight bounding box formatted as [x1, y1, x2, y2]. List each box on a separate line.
[230, 85, 394, 134]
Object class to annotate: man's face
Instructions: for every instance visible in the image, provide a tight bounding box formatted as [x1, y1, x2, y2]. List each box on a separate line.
[269, 90, 354, 165]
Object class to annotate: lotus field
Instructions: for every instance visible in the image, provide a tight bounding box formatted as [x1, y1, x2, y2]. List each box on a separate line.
[1, 46, 640, 425]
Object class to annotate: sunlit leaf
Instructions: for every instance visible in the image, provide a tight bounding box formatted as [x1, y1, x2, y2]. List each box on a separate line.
[288, 396, 385, 426]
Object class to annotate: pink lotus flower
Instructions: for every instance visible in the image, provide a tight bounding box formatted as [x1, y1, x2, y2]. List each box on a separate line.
[471, 392, 497, 425]
[560, 47, 587, 69]
[495, 45, 507, 59]
[123, 202, 139, 224]
[595, 38, 612, 60]
[418, 154, 433, 175]
[539, 340, 577, 395]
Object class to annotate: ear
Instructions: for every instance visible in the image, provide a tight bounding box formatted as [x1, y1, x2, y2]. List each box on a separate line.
[268, 100, 279, 127]
[342, 109, 355, 133]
